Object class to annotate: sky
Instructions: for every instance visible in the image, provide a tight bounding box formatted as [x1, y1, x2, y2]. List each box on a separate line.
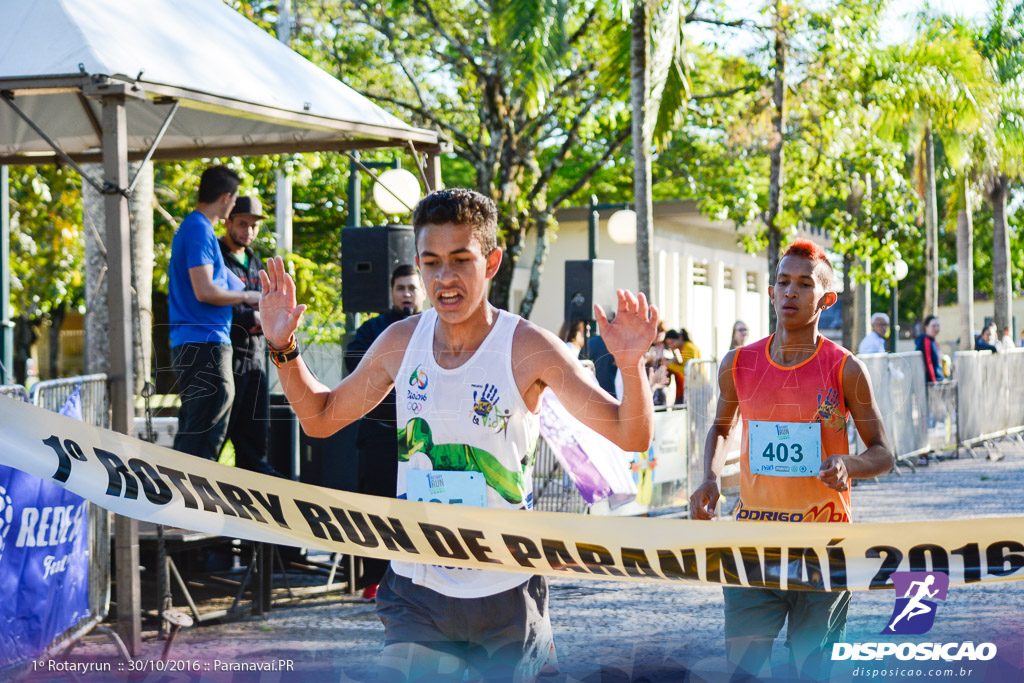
[880, 0, 991, 45]
[687, 0, 996, 53]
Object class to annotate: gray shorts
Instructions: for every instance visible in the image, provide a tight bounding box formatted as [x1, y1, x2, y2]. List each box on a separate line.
[723, 586, 851, 655]
[376, 569, 553, 680]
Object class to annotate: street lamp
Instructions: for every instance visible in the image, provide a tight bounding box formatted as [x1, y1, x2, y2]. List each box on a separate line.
[373, 168, 422, 217]
[890, 258, 909, 352]
[341, 155, 423, 318]
[586, 195, 634, 259]
[346, 154, 423, 226]
[607, 208, 638, 245]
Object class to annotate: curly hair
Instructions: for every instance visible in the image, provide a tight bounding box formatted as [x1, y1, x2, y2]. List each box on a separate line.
[412, 189, 498, 255]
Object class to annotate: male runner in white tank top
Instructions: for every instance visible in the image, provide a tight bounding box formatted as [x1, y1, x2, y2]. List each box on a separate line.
[259, 189, 659, 681]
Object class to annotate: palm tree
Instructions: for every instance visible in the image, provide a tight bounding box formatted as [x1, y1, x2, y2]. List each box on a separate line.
[877, 18, 994, 339]
[976, 0, 1024, 338]
[624, 0, 688, 296]
[765, 0, 786, 333]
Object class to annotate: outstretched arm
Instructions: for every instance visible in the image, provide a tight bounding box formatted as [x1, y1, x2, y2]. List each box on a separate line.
[259, 256, 397, 438]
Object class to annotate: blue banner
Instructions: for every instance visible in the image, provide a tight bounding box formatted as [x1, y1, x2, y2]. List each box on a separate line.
[0, 389, 91, 668]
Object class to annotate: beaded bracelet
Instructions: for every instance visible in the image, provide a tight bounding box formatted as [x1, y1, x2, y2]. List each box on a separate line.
[268, 336, 300, 368]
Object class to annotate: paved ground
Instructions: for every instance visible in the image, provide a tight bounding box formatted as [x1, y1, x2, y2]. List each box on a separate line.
[9, 441, 1024, 683]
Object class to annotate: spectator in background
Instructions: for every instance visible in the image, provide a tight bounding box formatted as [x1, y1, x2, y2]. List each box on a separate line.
[729, 320, 750, 350]
[976, 324, 999, 353]
[344, 264, 426, 602]
[858, 312, 890, 354]
[169, 166, 260, 461]
[1000, 327, 1014, 350]
[915, 315, 944, 383]
[647, 320, 670, 405]
[588, 315, 618, 396]
[218, 196, 280, 476]
[559, 319, 586, 359]
[1019, 329, 1024, 348]
[664, 330, 685, 405]
[666, 329, 700, 405]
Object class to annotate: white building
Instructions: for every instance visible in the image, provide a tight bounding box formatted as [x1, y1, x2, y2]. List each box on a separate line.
[511, 200, 830, 360]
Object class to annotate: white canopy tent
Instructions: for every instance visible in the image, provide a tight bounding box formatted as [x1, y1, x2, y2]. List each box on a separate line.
[0, 0, 440, 655]
[0, 0, 438, 162]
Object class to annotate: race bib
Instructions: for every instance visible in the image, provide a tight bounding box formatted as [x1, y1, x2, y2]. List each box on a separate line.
[748, 421, 822, 477]
[406, 470, 487, 507]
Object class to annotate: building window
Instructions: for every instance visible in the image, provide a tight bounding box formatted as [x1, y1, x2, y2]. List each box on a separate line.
[747, 271, 758, 292]
[724, 268, 734, 290]
[693, 262, 708, 286]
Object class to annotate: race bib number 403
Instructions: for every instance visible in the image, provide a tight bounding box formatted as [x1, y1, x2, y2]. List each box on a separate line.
[748, 421, 822, 477]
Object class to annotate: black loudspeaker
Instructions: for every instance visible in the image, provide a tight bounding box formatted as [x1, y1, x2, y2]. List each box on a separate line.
[341, 225, 417, 313]
[564, 259, 616, 322]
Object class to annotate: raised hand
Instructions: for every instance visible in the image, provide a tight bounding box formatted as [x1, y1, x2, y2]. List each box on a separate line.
[258, 256, 307, 348]
[594, 290, 660, 369]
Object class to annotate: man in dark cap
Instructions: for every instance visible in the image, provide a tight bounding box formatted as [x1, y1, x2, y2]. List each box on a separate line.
[218, 196, 279, 476]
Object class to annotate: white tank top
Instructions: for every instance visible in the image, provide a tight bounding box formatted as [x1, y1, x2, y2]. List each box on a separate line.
[391, 307, 540, 598]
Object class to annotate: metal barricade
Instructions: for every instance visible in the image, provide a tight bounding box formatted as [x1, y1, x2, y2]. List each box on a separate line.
[685, 359, 723, 491]
[531, 437, 588, 514]
[863, 352, 931, 464]
[1003, 349, 1024, 437]
[926, 380, 959, 453]
[955, 351, 1008, 446]
[0, 384, 29, 402]
[853, 354, 894, 459]
[25, 374, 121, 661]
[29, 373, 110, 428]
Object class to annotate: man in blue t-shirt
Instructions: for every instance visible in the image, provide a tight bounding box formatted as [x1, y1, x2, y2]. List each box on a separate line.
[168, 166, 260, 461]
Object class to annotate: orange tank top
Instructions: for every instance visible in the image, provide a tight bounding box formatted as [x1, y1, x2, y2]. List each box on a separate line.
[732, 334, 852, 523]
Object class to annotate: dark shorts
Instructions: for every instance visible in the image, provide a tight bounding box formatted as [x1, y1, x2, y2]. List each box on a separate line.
[723, 586, 851, 656]
[376, 569, 553, 680]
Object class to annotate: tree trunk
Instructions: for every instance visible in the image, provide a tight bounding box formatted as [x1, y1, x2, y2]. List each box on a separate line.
[923, 124, 939, 317]
[990, 174, 1012, 337]
[129, 162, 154, 394]
[488, 213, 524, 311]
[631, 0, 653, 298]
[765, 0, 786, 333]
[82, 162, 109, 376]
[853, 259, 870, 350]
[956, 175, 974, 351]
[519, 213, 553, 320]
[47, 302, 66, 379]
[841, 253, 854, 351]
[13, 314, 36, 384]
[842, 175, 866, 352]
[82, 160, 154, 388]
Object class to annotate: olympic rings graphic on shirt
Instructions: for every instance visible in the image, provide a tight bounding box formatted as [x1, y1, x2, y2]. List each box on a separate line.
[406, 401, 423, 414]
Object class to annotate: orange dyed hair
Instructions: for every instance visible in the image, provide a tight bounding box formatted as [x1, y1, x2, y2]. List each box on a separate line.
[780, 238, 834, 291]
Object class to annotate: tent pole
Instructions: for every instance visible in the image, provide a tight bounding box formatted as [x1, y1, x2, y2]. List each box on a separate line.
[0, 165, 11, 384]
[101, 93, 142, 656]
[423, 150, 442, 194]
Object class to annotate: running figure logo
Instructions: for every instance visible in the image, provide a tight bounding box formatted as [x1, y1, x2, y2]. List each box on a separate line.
[882, 571, 949, 635]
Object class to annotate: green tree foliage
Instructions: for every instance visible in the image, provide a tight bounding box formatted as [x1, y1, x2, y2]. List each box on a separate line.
[7, 166, 84, 381]
[8, 166, 84, 319]
[152, 153, 354, 342]
[279, 0, 639, 316]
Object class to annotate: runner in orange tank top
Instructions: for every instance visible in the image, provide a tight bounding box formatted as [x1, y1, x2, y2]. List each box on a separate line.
[689, 239, 893, 681]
